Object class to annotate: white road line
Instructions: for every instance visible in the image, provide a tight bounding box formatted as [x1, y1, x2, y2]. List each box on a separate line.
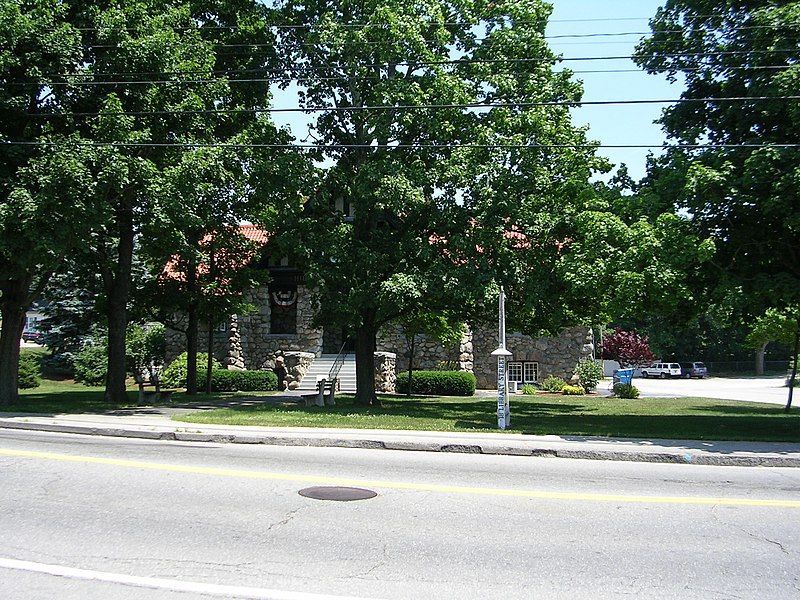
[0, 557, 382, 600]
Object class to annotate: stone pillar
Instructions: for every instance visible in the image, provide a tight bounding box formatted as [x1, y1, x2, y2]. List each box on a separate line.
[374, 352, 397, 393]
[459, 327, 474, 372]
[226, 316, 245, 371]
[283, 351, 315, 391]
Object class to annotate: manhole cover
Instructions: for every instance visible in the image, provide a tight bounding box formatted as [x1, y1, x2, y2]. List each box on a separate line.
[298, 486, 377, 501]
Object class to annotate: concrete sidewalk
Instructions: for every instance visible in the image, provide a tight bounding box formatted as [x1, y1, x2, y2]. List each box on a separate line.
[2, 406, 800, 468]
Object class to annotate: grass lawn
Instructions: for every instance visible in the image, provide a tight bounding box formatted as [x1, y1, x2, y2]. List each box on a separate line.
[174, 393, 800, 443]
[6, 379, 279, 414]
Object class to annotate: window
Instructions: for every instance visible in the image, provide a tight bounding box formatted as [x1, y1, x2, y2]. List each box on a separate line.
[269, 284, 298, 335]
[523, 362, 539, 383]
[508, 362, 538, 384]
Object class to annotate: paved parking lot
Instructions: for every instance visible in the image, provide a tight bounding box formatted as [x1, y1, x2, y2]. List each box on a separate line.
[623, 375, 792, 405]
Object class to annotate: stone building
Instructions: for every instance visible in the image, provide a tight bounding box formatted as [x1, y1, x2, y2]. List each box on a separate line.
[164, 226, 595, 391]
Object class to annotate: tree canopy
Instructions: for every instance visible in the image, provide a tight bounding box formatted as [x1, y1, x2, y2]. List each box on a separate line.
[635, 1, 800, 318]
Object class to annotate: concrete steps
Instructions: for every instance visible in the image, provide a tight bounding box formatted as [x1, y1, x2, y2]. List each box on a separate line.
[297, 354, 357, 393]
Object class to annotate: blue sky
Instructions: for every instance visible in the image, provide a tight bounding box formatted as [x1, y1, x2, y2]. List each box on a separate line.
[271, 1, 682, 181]
[547, 0, 681, 179]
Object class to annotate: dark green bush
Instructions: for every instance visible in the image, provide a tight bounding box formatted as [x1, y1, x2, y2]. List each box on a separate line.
[18, 352, 42, 389]
[161, 353, 221, 388]
[396, 370, 476, 396]
[613, 383, 640, 399]
[541, 376, 568, 393]
[210, 369, 278, 392]
[74, 342, 107, 386]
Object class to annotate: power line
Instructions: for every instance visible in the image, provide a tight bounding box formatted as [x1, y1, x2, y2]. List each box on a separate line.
[4, 65, 792, 88]
[79, 25, 800, 49]
[25, 49, 798, 80]
[17, 96, 800, 119]
[2, 141, 798, 150]
[36, 17, 800, 32]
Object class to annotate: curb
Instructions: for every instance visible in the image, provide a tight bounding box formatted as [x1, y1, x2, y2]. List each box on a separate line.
[2, 419, 800, 468]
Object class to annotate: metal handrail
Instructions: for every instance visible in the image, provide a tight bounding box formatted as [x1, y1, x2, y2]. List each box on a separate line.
[328, 339, 351, 381]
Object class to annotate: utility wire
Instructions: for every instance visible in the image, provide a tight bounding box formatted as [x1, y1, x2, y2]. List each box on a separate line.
[2, 141, 798, 150]
[4, 65, 793, 88]
[25, 49, 800, 80]
[17, 96, 800, 119]
[37, 17, 800, 32]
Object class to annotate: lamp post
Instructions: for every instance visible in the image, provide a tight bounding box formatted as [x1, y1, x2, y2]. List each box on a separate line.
[491, 287, 512, 429]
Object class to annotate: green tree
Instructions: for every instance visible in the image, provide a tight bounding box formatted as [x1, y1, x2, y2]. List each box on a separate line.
[634, 1, 800, 336]
[269, 0, 614, 405]
[747, 306, 800, 410]
[0, 0, 88, 405]
[48, 0, 280, 403]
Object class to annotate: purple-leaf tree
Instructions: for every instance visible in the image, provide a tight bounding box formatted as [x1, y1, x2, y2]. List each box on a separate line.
[602, 328, 655, 369]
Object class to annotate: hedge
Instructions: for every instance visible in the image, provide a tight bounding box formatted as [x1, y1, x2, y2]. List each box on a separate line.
[209, 369, 278, 392]
[161, 353, 221, 388]
[396, 370, 476, 396]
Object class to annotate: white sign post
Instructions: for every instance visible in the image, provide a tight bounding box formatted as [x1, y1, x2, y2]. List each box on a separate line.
[491, 287, 512, 430]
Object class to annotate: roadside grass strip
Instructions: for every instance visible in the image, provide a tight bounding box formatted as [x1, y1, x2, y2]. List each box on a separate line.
[2, 448, 799, 509]
[174, 394, 800, 443]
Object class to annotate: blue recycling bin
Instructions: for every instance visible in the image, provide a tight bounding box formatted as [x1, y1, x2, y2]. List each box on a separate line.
[613, 369, 634, 385]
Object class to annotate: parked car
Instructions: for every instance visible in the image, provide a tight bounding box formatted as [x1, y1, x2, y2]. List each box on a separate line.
[641, 362, 682, 379]
[21, 330, 43, 343]
[680, 362, 708, 379]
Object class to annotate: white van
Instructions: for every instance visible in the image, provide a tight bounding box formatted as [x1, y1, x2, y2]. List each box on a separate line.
[641, 362, 682, 379]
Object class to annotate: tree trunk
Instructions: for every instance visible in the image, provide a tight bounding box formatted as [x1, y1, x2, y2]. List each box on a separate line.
[104, 202, 134, 404]
[205, 316, 214, 395]
[406, 333, 415, 398]
[755, 342, 768, 375]
[185, 256, 199, 395]
[186, 303, 198, 395]
[0, 292, 27, 406]
[353, 312, 378, 406]
[786, 322, 799, 413]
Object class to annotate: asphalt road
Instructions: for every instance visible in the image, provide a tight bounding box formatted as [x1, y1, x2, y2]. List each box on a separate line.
[1, 429, 799, 600]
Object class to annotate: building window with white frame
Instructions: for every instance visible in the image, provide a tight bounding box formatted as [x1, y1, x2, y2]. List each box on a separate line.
[507, 362, 523, 383]
[523, 362, 539, 383]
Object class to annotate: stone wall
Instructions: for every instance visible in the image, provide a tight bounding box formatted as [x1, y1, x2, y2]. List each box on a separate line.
[164, 321, 231, 367]
[234, 284, 323, 370]
[374, 352, 397, 393]
[376, 324, 469, 373]
[471, 325, 594, 389]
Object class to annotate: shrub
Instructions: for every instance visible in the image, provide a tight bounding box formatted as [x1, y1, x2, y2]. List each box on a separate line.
[561, 384, 586, 396]
[574, 359, 603, 392]
[433, 360, 460, 371]
[521, 383, 538, 396]
[162, 353, 221, 388]
[210, 369, 278, 392]
[74, 341, 108, 386]
[18, 352, 42, 389]
[396, 370, 476, 396]
[541, 376, 568, 393]
[613, 383, 640, 399]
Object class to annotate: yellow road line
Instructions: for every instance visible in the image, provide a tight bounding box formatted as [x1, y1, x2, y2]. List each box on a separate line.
[2, 447, 799, 508]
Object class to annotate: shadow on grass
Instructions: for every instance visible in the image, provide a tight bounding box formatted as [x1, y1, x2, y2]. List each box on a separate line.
[6, 383, 285, 417]
[200, 395, 800, 444]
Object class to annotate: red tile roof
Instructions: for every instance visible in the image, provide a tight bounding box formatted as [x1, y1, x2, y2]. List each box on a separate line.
[162, 225, 269, 281]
